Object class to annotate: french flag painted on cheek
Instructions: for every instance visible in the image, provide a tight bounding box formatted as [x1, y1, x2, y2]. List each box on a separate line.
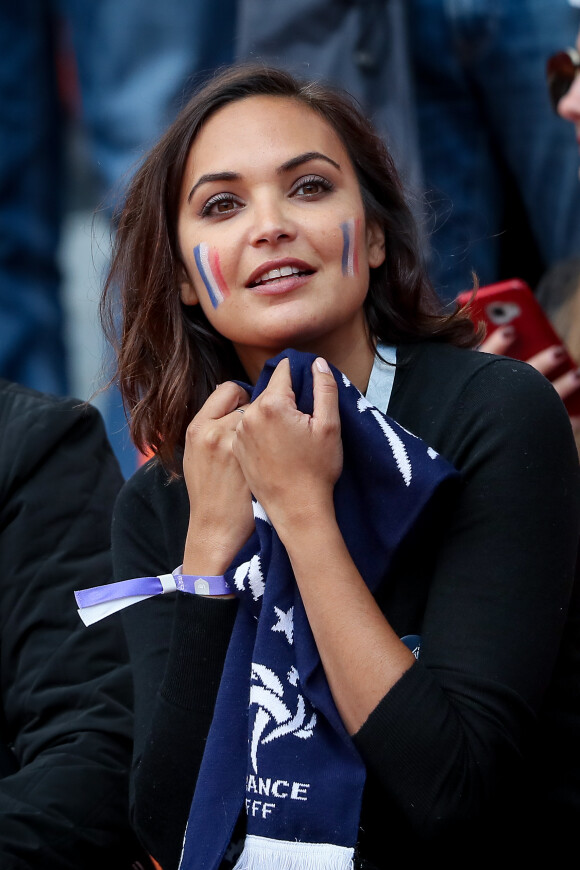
[340, 218, 360, 277]
[193, 243, 230, 308]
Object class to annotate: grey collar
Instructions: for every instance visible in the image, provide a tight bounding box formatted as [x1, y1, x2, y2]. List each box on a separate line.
[365, 343, 396, 413]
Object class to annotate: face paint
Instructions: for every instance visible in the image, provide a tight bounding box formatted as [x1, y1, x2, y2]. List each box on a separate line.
[193, 243, 230, 308]
[340, 218, 360, 277]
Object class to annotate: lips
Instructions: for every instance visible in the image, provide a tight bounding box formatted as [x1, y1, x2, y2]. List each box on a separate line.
[246, 259, 315, 288]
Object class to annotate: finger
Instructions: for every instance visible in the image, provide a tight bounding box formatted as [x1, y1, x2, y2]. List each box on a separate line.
[311, 357, 339, 426]
[264, 357, 294, 395]
[525, 346, 569, 378]
[258, 358, 298, 412]
[197, 381, 251, 421]
[550, 368, 580, 402]
[233, 403, 250, 424]
[479, 326, 516, 355]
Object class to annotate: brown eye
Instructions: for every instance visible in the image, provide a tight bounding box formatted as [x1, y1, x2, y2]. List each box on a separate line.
[300, 181, 322, 195]
[292, 174, 333, 198]
[200, 193, 243, 218]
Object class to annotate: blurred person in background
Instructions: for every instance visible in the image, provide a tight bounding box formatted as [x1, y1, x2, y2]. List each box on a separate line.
[407, 0, 580, 300]
[475, 47, 580, 835]
[0, 1, 236, 477]
[551, 15, 580, 165]
[235, 0, 422, 197]
[0, 379, 149, 868]
[481, 21, 580, 447]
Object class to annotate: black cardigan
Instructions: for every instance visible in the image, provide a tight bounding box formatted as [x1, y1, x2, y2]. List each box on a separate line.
[0, 380, 146, 869]
[114, 343, 580, 869]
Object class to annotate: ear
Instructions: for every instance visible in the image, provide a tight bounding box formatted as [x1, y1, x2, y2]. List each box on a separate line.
[178, 264, 199, 306]
[366, 221, 386, 269]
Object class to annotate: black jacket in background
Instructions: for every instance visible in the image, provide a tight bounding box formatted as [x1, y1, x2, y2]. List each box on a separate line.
[0, 379, 145, 869]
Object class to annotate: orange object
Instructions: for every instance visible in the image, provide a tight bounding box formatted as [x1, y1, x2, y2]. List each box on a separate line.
[138, 448, 154, 466]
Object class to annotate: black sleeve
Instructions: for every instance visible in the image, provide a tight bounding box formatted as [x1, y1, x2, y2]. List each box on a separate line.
[112, 464, 238, 870]
[354, 355, 580, 836]
[0, 388, 142, 869]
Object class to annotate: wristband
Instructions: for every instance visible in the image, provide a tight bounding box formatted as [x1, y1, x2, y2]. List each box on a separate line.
[172, 565, 231, 596]
[75, 565, 232, 627]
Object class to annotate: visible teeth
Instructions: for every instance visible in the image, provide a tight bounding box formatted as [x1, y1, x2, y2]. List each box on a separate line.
[254, 265, 302, 285]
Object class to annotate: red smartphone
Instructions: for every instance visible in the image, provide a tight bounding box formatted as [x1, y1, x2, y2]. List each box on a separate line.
[457, 278, 580, 417]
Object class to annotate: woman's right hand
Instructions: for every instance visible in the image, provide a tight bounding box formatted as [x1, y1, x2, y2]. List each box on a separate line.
[182, 381, 254, 576]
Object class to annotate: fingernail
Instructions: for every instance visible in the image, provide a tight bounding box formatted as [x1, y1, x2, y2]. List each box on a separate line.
[315, 357, 330, 373]
[552, 347, 567, 360]
[569, 368, 580, 381]
[500, 326, 515, 339]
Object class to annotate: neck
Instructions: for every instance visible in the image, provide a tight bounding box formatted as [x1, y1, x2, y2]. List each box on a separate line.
[235, 335, 376, 393]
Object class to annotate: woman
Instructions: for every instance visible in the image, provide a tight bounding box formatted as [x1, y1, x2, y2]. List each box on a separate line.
[97, 65, 580, 869]
[480, 26, 580, 443]
[555, 23, 580, 169]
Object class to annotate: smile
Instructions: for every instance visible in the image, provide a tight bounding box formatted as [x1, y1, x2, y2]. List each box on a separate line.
[247, 259, 316, 288]
[250, 265, 312, 287]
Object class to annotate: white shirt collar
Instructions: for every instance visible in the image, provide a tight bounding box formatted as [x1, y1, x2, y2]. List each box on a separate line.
[365, 343, 396, 414]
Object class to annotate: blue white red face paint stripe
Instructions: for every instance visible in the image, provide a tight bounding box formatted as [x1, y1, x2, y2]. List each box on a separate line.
[340, 218, 360, 277]
[193, 243, 230, 308]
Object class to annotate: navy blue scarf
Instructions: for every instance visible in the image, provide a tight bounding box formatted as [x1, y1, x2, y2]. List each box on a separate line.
[178, 349, 458, 870]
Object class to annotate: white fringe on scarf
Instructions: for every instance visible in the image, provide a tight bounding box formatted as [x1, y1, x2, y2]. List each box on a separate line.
[233, 835, 354, 870]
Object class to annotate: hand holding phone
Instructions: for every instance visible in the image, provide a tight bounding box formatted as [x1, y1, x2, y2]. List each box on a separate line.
[457, 278, 580, 417]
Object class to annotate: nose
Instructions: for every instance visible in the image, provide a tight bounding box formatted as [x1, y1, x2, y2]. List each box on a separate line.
[249, 194, 297, 247]
[558, 78, 580, 123]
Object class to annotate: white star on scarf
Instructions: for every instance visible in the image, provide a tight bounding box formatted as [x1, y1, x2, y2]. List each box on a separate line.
[271, 605, 294, 644]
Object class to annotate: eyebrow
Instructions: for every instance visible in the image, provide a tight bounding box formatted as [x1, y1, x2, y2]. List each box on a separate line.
[278, 151, 341, 174]
[188, 171, 240, 203]
[187, 151, 341, 202]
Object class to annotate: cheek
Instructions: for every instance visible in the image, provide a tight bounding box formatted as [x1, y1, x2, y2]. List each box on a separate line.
[339, 218, 361, 277]
[193, 243, 230, 309]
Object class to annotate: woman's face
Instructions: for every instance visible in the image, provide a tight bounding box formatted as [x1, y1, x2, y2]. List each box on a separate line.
[177, 95, 385, 381]
[558, 30, 580, 168]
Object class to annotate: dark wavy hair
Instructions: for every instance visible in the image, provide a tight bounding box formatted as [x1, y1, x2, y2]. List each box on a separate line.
[101, 63, 478, 469]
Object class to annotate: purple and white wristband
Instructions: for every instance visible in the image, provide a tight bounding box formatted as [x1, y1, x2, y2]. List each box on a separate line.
[74, 566, 231, 626]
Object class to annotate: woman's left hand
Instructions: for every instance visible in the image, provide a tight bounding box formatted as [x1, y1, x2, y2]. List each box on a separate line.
[232, 357, 343, 540]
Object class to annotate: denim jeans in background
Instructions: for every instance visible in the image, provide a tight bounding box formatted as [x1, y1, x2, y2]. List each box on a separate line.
[236, 0, 424, 222]
[0, 3, 67, 396]
[408, 0, 580, 301]
[67, 0, 237, 211]
[0, 0, 236, 476]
